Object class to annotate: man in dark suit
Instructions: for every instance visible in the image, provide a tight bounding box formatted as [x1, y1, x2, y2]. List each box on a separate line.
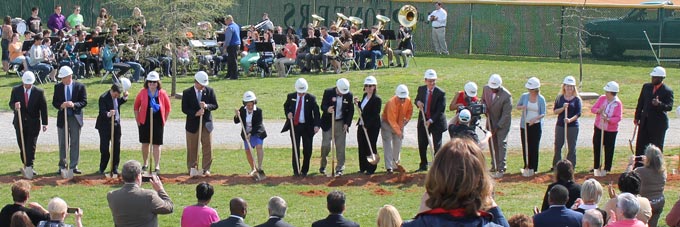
[312, 190, 359, 227]
[414, 69, 446, 171]
[281, 78, 320, 177]
[320, 78, 354, 176]
[52, 66, 87, 174]
[95, 84, 128, 175]
[108, 160, 173, 227]
[254, 196, 293, 227]
[9, 72, 48, 175]
[182, 71, 219, 175]
[212, 197, 250, 227]
[533, 184, 583, 227]
[634, 66, 673, 167]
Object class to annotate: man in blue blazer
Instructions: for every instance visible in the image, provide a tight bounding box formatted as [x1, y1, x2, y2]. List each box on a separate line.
[211, 198, 250, 227]
[533, 184, 583, 227]
[312, 191, 359, 227]
[52, 66, 87, 174]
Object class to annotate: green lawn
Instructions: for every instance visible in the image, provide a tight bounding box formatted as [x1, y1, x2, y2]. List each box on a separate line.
[0, 146, 678, 226]
[0, 55, 672, 120]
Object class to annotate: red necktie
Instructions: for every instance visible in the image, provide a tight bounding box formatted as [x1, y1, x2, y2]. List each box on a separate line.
[426, 89, 433, 119]
[294, 95, 303, 126]
[24, 90, 29, 108]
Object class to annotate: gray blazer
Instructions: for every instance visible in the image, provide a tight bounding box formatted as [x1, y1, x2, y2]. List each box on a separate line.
[481, 85, 513, 131]
[107, 183, 174, 227]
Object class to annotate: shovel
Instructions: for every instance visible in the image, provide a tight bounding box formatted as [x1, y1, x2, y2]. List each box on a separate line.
[144, 107, 155, 177]
[106, 113, 117, 178]
[61, 109, 73, 179]
[236, 108, 263, 181]
[288, 117, 301, 176]
[486, 117, 501, 178]
[520, 108, 534, 177]
[355, 102, 380, 165]
[330, 110, 336, 177]
[190, 114, 203, 177]
[17, 108, 33, 180]
[628, 124, 637, 155]
[594, 115, 607, 177]
[419, 107, 436, 167]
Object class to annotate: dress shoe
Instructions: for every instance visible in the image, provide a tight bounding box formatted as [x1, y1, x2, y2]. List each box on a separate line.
[386, 169, 393, 174]
[335, 171, 343, 176]
[319, 168, 325, 174]
[72, 169, 82, 174]
[203, 170, 211, 176]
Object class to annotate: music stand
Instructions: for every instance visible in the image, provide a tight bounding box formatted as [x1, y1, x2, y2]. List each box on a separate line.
[273, 34, 286, 45]
[21, 41, 33, 51]
[49, 37, 62, 44]
[305, 37, 322, 49]
[382, 30, 396, 40]
[351, 34, 365, 45]
[254, 42, 274, 52]
[217, 33, 225, 42]
[360, 30, 371, 37]
[329, 32, 339, 37]
[73, 42, 89, 54]
[239, 31, 248, 40]
[92, 36, 106, 47]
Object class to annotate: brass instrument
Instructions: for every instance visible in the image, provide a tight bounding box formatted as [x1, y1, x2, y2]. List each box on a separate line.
[241, 25, 253, 31]
[398, 5, 418, 28]
[367, 15, 390, 42]
[348, 16, 363, 28]
[311, 14, 325, 28]
[334, 13, 348, 28]
[325, 38, 343, 58]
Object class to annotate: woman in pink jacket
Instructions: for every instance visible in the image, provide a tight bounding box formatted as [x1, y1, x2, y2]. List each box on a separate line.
[133, 71, 171, 174]
[590, 81, 623, 174]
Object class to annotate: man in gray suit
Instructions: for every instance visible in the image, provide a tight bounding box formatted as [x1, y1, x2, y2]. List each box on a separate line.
[211, 197, 250, 227]
[481, 74, 512, 177]
[107, 160, 173, 227]
[254, 196, 293, 227]
[52, 66, 87, 174]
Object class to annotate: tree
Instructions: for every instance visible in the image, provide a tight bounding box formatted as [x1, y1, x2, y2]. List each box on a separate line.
[104, 0, 234, 96]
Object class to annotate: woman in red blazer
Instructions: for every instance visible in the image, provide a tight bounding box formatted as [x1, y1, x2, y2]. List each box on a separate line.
[133, 71, 171, 174]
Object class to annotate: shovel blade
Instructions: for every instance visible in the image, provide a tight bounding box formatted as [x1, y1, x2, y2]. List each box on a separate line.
[60, 168, 69, 179]
[367, 155, 379, 165]
[594, 169, 607, 177]
[189, 168, 200, 177]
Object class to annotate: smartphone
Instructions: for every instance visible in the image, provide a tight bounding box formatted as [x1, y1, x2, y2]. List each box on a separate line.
[67, 207, 79, 214]
[142, 176, 152, 182]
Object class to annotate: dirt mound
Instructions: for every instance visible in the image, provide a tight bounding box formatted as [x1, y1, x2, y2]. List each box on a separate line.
[372, 188, 393, 196]
[299, 189, 327, 197]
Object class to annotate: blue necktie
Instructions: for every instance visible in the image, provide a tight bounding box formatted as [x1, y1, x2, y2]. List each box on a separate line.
[113, 98, 119, 122]
[66, 86, 73, 116]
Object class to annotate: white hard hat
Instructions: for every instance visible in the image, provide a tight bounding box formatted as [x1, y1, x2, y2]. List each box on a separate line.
[243, 91, 257, 102]
[57, 66, 73, 78]
[146, 71, 160, 81]
[464, 82, 477, 97]
[563, 76, 576, 86]
[603, 81, 620, 93]
[119, 78, 132, 92]
[525, 77, 541, 89]
[487, 74, 502, 89]
[458, 109, 471, 123]
[336, 78, 350, 95]
[395, 84, 409, 98]
[22, 71, 35, 85]
[650, 66, 666, 77]
[364, 76, 377, 85]
[194, 71, 209, 86]
[424, 69, 437, 80]
[295, 78, 308, 93]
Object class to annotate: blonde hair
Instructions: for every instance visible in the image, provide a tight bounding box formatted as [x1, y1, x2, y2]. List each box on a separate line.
[558, 83, 580, 99]
[581, 178, 603, 204]
[644, 144, 665, 173]
[377, 205, 403, 227]
[47, 197, 67, 220]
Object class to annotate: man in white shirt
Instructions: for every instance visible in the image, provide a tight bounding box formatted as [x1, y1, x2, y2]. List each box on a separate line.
[428, 2, 449, 55]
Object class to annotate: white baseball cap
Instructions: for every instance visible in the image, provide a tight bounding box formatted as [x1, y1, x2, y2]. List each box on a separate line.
[424, 69, 437, 80]
[194, 71, 209, 86]
[146, 71, 160, 81]
[58, 66, 73, 78]
[22, 71, 36, 85]
[488, 74, 502, 89]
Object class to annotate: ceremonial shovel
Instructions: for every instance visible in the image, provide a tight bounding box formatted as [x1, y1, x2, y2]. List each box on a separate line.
[189, 114, 203, 177]
[17, 108, 33, 179]
[354, 102, 379, 165]
[520, 108, 534, 177]
[61, 109, 74, 179]
[236, 109, 263, 181]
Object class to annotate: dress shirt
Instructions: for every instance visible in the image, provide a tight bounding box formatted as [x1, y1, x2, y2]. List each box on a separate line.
[429, 8, 447, 27]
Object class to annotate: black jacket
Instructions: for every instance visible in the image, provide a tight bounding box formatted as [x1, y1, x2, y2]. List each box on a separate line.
[320, 87, 354, 131]
[234, 106, 267, 140]
[635, 82, 674, 130]
[9, 85, 48, 132]
[211, 216, 250, 227]
[415, 85, 447, 133]
[254, 217, 293, 227]
[356, 93, 381, 129]
[281, 92, 321, 132]
[52, 82, 87, 127]
[311, 214, 359, 227]
[95, 91, 127, 130]
[182, 86, 219, 133]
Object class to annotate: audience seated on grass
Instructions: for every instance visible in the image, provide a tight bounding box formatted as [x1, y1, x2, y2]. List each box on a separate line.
[583, 209, 604, 227]
[10, 211, 36, 227]
[604, 172, 652, 224]
[182, 182, 220, 227]
[573, 178, 608, 222]
[533, 184, 583, 227]
[254, 196, 293, 227]
[311, 190, 359, 227]
[211, 197, 249, 227]
[507, 214, 533, 227]
[540, 159, 581, 212]
[376, 204, 402, 227]
[0, 180, 48, 227]
[36, 197, 82, 227]
[605, 193, 646, 227]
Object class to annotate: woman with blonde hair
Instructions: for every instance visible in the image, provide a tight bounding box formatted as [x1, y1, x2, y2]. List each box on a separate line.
[573, 178, 608, 222]
[404, 138, 509, 226]
[377, 205, 402, 227]
[632, 145, 666, 227]
[552, 76, 582, 170]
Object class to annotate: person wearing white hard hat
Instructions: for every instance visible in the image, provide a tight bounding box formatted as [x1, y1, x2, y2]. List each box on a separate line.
[182, 71, 219, 176]
[481, 73, 512, 175]
[133, 71, 172, 174]
[590, 81, 622, 175]
[10, 71, 48, 175]
[234, 91, 267, 177]
[95, 83, 129, 175]
[448, 81, 479, 126]
[320, 78, 354, 176]
[516, 77, 546, 173]
[634, 66, 673, 167]
[415, 69, 447, 172]
[552, 75, 582, 170]
[282, 78, 321, 176]
[381, 84, 413, 174]
[355, 76, 382, 175]
[52, 65, 87, 175]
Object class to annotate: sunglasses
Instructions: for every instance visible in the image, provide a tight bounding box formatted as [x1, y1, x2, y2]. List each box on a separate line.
[364, 85, 375, 87]
[147, 81, 158, 83]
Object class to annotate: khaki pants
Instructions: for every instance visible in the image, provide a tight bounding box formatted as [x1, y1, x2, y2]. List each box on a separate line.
[321, 120, 346, 172]
[274, 58, 295, 77]
[381, 121, 403, 170]
[431, 27, 448, 54]
[186, 126, 212, 172]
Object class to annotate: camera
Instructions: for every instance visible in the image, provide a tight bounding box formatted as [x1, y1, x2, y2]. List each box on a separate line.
[458, 102, 486, 126]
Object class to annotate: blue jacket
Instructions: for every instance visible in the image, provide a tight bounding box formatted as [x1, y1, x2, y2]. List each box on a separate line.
[403, 207, 509, 227]
[516, 92, 546, 128]
[224, 22, 241, 47]
[533, 205, 583, 227]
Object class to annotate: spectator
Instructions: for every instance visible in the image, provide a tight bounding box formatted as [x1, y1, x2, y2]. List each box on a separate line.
[631, 145, 666, 227]
[10, 211, 35, 227]
[211, 197, 249, 227]
[404, 138, 509, 227]
[605, 193, 646, 227]
[36, 197, 82, 227]
[0, 180, 48, 227]
[573, 179, 608, 222]
[254, 196, 293, 227]
[508, 214, 533, 227]
[181, 182, 220, 227]
[377, 205, 402, 227]
[583, 209, 604, 227]
[540, 159, 581, 211]
[107, 160, 174, 227]
[604, 172, 652, 224]
[533, 185, 583, 227]
[667, 195, 680, 227]
[312, 191, 359, 227]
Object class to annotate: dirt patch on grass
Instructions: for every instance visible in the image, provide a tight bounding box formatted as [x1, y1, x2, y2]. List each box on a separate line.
[372, 188, 393, 196]
[298, 189, 327, 197]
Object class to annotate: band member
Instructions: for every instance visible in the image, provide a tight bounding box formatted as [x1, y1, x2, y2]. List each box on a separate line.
[306, 26, 334, 72]
[240, 30, 260, 74]
[27, 7, 42, 34]
[328, 29, 352, 74]
[222, 15, 241, 80]
[133, 72, 172, 174]
[234, 91, 267, 176]
[591, 81, 622, 173]
[482, 73, 512, 176]
[320, 78, 354, 176]
[389, 25, 413, 68]
[48, 5, 66, 34]
[381, 85, 412, 174]
[359, 26, 384, 70]
[516, 77, 546, 173]
[415, 69, 446, 172]
[356, 76, 382, 175]
[258, 13, 274, 31]
[296, 27, 314, 73]
[282, 78, 320, 176]
[52, 66, 87, 175]
[553, 76, 581, 169]
[102, 37, 132, 80]
[182, 71, 219, 175]
[28, 34, 55, 82]
[95, 84, 128, 174]
[448, 82, 478, 126]
[256, 30, 276, 77]
[274, 34, 298, 78]
[634, 66, 673, 166]
[10, 72, 48, 174]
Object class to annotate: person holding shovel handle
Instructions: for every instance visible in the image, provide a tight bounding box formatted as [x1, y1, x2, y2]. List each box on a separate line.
[355, 76, 382, 175]
[182, 71, 218, 176]
[281, 78, 321, 177]
[133, 71, 171, 174]
[234, 91, 267, 178]
[95, 83, 129, 175]
[516, 77, 546, 175]
[634, 66, 673, 168]
[10, 71, 48, 178]
[552, 76, 581, 170]
[591, 81, 623, 175]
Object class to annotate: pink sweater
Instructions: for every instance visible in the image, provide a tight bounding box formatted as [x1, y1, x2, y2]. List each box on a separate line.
[181, 205, 220, 227]
[590, 95, 623, 132]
